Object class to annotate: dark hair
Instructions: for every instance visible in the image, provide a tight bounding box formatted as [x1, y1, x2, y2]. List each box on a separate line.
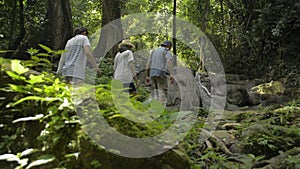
[74, 27, 88, 36]
[118, 46, 128, 53]
[161, 40, 172, 47]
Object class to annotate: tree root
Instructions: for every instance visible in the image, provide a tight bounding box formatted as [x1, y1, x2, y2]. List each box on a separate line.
[200, 129, 232, 155]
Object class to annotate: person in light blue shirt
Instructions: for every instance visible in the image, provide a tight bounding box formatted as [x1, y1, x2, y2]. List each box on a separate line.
[145, 40, 174, 102]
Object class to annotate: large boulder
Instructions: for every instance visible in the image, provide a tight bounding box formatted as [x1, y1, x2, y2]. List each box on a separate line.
[226, 84, 251, 107]
[249, 80, 289, 106]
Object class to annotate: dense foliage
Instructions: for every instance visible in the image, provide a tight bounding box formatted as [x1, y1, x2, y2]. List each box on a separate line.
[0, 48, 299, 168]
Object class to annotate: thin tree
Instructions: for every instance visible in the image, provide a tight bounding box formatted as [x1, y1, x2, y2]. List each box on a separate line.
[6, 0, 26, 58]
[173, 0, 177, 66]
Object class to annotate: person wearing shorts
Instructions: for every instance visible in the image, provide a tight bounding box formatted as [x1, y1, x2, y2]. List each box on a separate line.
[145, 40, 174, 102]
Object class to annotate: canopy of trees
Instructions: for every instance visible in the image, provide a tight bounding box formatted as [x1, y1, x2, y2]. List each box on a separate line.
[0, 0, 299, 77]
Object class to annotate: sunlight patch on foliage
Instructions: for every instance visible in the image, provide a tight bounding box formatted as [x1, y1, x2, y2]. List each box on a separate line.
[11, 60, 29, 75]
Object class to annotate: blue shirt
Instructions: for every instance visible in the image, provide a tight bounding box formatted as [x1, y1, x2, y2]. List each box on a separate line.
[149, 47, 172, 77]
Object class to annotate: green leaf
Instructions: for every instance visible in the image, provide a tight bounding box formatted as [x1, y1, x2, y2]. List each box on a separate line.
[26, 155, 55, 169]
[24, 60, 36, 67]
[12, 96, 61, 107]
[54, 78, 61, 91]
[33, 87, 43, 93]
[0, 154, 17, 161]
[58, 98, 72, 110]
[255, 155, 265, 161]
[31, 55, 40, 61]
[6, 71, 26, 80]
[8, 84, 27, 93]
[108, 114, 124, 119]
[19, 158, 29, 167]
[167, 112, 180, 121]
[21, 149, 37, 157]
[38, 58, 51, 64]
[27, 74, 45, 85]
[37, 53, 50, 57]
[0, 153, 28, 167]
[64, 152, 79, 159]
[38, 44, 52, 53]
[26, 48, 39, 56]
[0, 50, 14, 54]
[12, 114, 44, 123]
[172, 149, 188, 158]
[11, 60, 29, 75]
[54, 50, 68, 55]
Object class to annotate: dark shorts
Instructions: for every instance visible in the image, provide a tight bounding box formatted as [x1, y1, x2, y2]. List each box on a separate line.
[123, 82, 137, 94]
[150, 76, 168, 102]
[150, 76, 168, 95]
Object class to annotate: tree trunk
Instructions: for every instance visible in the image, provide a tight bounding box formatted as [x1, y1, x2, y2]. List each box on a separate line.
[197, 0, 210, 72]
[8, 0, 17, 51]
[47, 0, 73, 51]
[13, 0, 26, 51]
[6, 0, 26, 59]
[220, 0, 225, 30]
[172, 0, 177, 66]
[93, 0, 123, 60]
[242, 0, 254, 30]
[201, 0, 210, 32]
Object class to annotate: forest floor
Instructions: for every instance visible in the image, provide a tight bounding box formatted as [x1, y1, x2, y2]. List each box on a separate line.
[186, 101, 300, 168]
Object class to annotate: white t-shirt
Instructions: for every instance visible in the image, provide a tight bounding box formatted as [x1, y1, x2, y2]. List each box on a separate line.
[57, 35, 91, 80]
[113, 50, 134, 83]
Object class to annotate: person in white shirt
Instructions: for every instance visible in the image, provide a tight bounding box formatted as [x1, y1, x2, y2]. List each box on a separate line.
[56, 27, 101, 84]
[114, 40, 139, 95]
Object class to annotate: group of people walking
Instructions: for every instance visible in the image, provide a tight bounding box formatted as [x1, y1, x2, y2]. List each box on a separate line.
[57, 27, 174, 103]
